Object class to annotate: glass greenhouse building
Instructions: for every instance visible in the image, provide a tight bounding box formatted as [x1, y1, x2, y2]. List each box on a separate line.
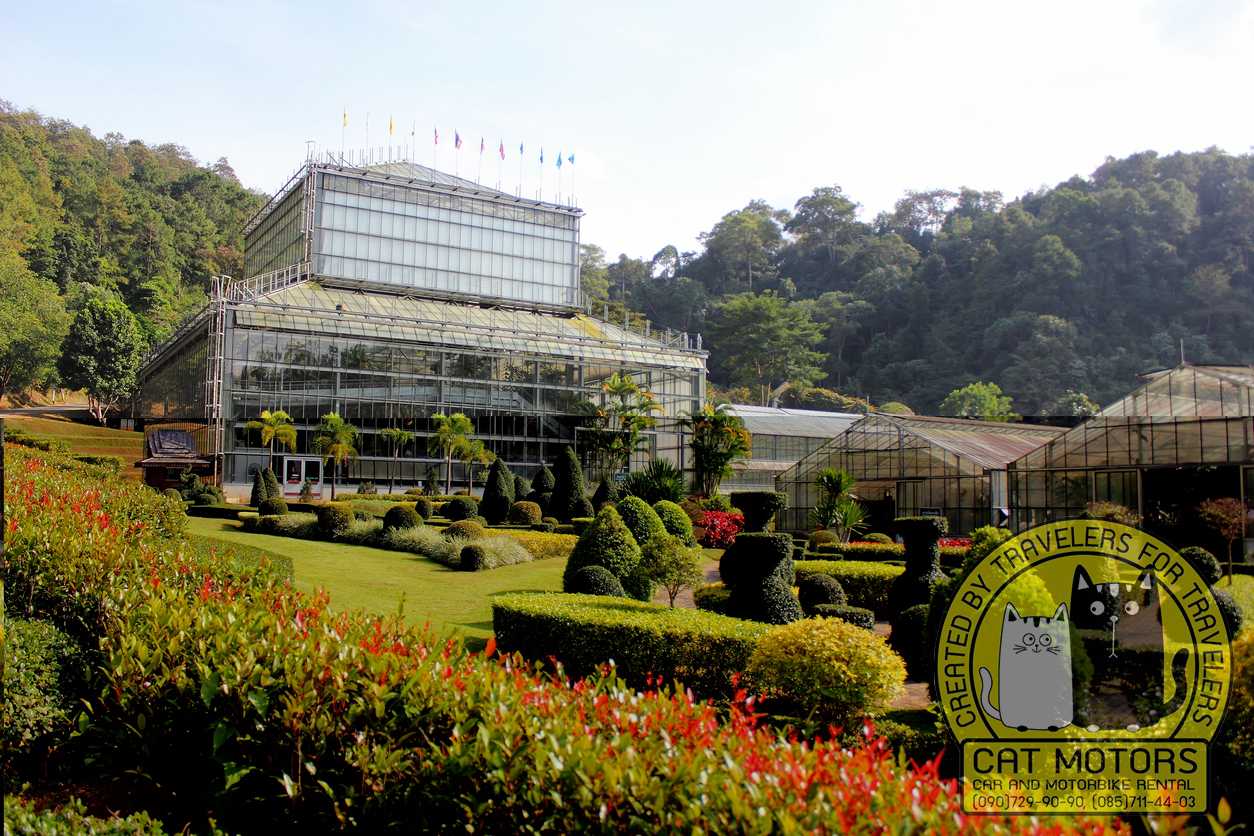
[720, 405, 860, 491]
[775, 414, 1066, 534]
[135, 159, 706, 498]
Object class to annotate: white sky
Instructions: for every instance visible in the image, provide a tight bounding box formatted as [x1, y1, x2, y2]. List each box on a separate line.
[4, 0, 1252, 258]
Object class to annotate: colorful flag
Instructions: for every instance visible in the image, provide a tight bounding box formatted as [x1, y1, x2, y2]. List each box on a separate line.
[567, 152, 575, 165]
[556, 150, 563, 169]
[479, 137, 485, 155]
[433, 126, 439, 145]
[455, 131, 463, 149]
[388, 115, 394, 137]
[498, 140, 505, 160]
[342, 108, 348, 128]
[519, 141, 524, 155]
[539, 147, 544, 164]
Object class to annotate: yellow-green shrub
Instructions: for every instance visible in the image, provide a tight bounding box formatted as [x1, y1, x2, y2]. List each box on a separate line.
[747, 618, 906, 723]
[491, 529, 577, 561]
[794, 560, 903, 618]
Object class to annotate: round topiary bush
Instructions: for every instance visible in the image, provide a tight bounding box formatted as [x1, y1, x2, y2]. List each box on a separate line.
[411, 496, 434, 520]
[459, 543, 488, 572]
[653, 500, 696, 546]
[562, 505, 642, 592]
[315, 503, 353, 537]
[621, 563, 656, 603]
[798, 574, 847, 615]
[444, 519, 486, 540]
[162, 487, 183, 502]
[616, 495, 667, 548]
[864, 532, 893, 544]
[887, 516, 948, 614]
[1214, 588, 1244, 636]
[258, 496, 289, 516]
[807, 529, 840, 550]
[888, 604, 932, 682]
[541, 516, 559, 527]
[810, 604, 876, 630]
[443, 496, 479, 522]
[748, 618, 906, 724]
[383, 504, 421, 532]
[1181, 546, 1223, 586]
[567, 565, 626, 597]
[507, 501, 543, 525]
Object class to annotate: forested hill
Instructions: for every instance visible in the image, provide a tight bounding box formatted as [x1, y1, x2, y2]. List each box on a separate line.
[3, 101, 1251, 417]
[583, 149, 1254, 414]
[0, 102, 264, 345]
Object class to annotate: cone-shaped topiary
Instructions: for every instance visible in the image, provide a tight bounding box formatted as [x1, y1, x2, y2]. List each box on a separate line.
[562, 505, 642, 591]
[532, 464, 555, 493]
[653, 500, 696, 546]
[617, 495, 668, 548]
[887, 516, 948, 615]
[513, 474, 531, 501]
[262, 467, 281, 501]
[550, 446, 593, 522]
[567, 565, 626, 597]
[591, 479, 619, 510]
[249, 469, 267, 507]
[480, 458, 515, 524]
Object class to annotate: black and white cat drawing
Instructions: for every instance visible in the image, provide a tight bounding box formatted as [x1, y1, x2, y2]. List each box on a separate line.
[1069, 565, 1189, 732]
[978, 602, 1074, 732]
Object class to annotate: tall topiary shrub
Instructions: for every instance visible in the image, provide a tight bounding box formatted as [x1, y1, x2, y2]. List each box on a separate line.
[730, 491, 787, 533]
[719, 533, 802, 624]
[888, 516, 948, 615]
[531, 464, 555, 494]
[249, 469, 267, 507]
[262, 467, 281, 501]
[562, 505, 642, 591]
[591, 479, 619, 510]
[616, 495, 667, 549]
[480, 458, 515, 524]
[513, 474, 531, 502]
[550, 446, 593, 522]
[653, 500, 696, 546]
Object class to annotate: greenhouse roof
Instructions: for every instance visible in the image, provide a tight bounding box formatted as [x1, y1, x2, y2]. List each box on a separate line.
[1100, 364, 1254, 418]
[231, 281, 706, 371]
[724, 404, 861, 438]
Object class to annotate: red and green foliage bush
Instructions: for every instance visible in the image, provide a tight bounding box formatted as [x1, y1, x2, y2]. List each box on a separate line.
[4, 444, 1119, 834]
[697, 509, 744, 547]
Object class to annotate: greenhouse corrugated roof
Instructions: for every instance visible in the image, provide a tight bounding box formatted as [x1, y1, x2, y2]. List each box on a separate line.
[1100, 364, 1254, 418]
[725, 404, 860, 438]
[231, 281, 706, 371]
[894, 416, 1066, 471]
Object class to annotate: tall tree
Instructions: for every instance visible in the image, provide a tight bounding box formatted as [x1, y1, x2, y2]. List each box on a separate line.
[428, 412, 473, 495]
[578, 372, 660, 481]
[681, 402, 752, 496]
[938, 382, 1017, 422]
[380, 426, 414, 494]
[706, 292, 826, 405]
[0, 252, 69, 396]
[58, 293, 145, 424]
[245, 409, 296, 471]
[312, 412, 358, 500]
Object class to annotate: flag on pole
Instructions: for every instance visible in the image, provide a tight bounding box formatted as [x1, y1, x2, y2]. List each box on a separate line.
[455, 131, 463, 149]
[568, 152, 575, 165]
[389, 116, 395, 137]
[498, 140, 505, 160]
[539, 147, 544, 164]
[556, 150, 563, 169]
[433, 126, 439, 145]
[479, 137, 485, 155]
[519, 141, 524, 155]
[342, 108, 348, 127]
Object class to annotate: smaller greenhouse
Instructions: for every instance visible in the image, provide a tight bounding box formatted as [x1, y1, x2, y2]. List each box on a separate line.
[775, 414, 1064, 534]
[719, 405, 859, 491]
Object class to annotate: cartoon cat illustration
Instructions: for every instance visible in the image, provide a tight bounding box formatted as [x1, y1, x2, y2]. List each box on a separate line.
[1070, 565, 1189, 732]
[979, 602, 1073, 732]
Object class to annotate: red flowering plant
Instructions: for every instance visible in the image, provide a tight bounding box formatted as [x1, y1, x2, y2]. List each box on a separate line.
[697, 509, 744, 547]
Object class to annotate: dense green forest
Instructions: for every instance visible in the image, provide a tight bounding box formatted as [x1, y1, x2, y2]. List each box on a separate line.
[3, 101, 1252, 417]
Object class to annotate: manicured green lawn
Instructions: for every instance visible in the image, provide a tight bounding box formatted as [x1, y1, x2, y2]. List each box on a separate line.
[187, 517, 563, 643]
[1217, 573, 1254, 628]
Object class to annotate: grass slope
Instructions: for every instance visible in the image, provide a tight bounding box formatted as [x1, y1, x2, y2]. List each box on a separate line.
[3, 412, 144, 479]
[187, 517, 562, 644]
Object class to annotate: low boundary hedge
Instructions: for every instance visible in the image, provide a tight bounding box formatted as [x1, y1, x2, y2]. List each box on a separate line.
[493, 593, 768, 697]
[795, 560, 903, 619]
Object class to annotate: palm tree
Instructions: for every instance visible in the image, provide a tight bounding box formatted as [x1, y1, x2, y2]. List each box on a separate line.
[459, 439, 494, 494]
[245, 409, 297, 471]
[313, 411, 358, 500]
[680, 402, 751, 496]
[380, 426, 414, 494]
[428, 412, 473, 495]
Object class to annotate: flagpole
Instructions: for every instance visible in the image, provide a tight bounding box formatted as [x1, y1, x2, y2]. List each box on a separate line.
[477, 139, 483, 185]
[365, 113, 370, 163]
[518, 145, 524, 197]
[341, 108, 346, 161]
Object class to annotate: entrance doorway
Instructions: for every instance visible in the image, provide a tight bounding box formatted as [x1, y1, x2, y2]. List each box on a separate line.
[282, 456, 323, 499]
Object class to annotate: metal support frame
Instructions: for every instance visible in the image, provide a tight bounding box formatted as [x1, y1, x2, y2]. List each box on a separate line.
[206, 276, 228, 483]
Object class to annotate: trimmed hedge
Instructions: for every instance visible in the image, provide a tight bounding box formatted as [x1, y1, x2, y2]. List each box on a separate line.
[493, 592, 768, 697]
[794, 560, 903, 619]
[888, 517, 947, 614]
[798, 574, 847, 615]
[2, 618, 87, 779]
[567, 565, 626, 597]
[840, 541, 905, 560]
[811, 604, 876, 630]
[693, 582, 731, 614]
[562, 505, 641, 592]
[257, 495, 287, 516]
[411, 496, 434, 519]
[443, 496, 479, 521]
[550, 445, 593, 522]
[315, 502, 353, 537]
[719, 533, 802, 624]
[382, 504, 422, 532]
[888, 604, 932, 680]
[729, 491, 786, 532]
[1181, 546, 1223, 586]
[653, 499, 696, 546]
